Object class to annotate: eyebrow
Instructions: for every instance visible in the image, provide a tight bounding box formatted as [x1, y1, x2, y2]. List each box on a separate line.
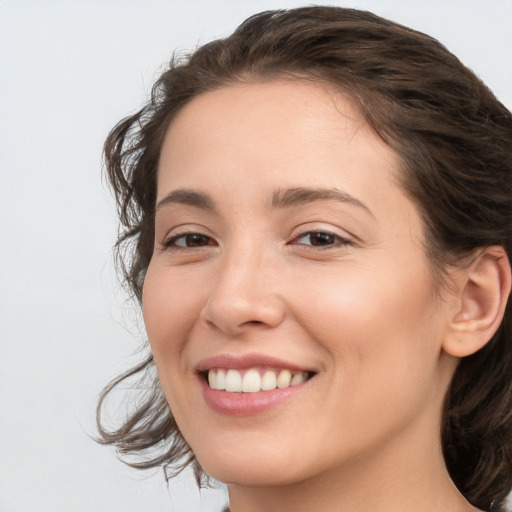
[269, 187, 375, 218]
[156, 188, 216, 212]
[155, 186, 374, 218]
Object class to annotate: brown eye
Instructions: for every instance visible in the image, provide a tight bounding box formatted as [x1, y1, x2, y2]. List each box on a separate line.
[165, 233, 214, 248]
[296, 231, 342, 247]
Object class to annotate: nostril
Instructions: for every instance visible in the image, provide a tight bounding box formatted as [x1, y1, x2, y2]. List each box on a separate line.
[201, 291, 285, 334]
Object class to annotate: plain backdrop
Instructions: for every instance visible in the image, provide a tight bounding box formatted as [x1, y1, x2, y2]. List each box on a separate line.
[1, 1, 511, 511]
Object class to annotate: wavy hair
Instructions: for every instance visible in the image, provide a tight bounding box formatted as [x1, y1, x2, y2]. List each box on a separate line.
[97, 7, 512, 510]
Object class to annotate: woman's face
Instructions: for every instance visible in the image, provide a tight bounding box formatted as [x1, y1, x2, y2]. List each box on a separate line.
[143, 80, 457, 487]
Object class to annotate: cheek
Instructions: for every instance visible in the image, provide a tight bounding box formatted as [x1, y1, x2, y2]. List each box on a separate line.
[292, 261, 444, 412]
[292, 259, 437, 342]
[142, 262, 205, 374]
[141, 263, 210, 436]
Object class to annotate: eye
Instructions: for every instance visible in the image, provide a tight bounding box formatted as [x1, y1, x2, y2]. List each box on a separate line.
[292, 231, 350, 248]
[163, 232, 216, 249]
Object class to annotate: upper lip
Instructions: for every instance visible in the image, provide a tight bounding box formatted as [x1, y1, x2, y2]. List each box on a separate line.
[195, 353, 315, 373]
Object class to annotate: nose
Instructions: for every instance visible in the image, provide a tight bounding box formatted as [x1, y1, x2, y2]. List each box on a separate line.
[200, 246, 285, 336]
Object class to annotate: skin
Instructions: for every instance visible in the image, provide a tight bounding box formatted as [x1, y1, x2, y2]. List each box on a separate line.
[143, 80, 486, 512]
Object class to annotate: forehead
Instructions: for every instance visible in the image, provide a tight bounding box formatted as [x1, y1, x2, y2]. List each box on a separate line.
[162, 79, 367, 153]
[157, 79, 410, 220]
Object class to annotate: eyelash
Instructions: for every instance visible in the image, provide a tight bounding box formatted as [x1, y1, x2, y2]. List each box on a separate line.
[162, 232, 216, 250]
[291, 230, 352, 248]
[162, 230, 351, 251]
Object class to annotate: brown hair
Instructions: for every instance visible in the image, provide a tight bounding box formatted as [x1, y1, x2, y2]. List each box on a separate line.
[97, 6, 512, 511]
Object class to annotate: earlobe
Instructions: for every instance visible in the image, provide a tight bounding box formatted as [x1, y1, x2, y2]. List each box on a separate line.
[443, 246, 511, 358]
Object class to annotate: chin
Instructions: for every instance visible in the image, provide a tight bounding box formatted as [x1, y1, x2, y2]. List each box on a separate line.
[202, 458, 306, 488]
[190, 433, 330, 488]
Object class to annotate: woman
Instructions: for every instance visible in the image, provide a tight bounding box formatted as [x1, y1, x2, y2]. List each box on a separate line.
[97, 6, 512, 512]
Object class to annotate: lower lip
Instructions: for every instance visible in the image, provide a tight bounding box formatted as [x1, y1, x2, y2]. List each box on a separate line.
[199, 376, 310, 416]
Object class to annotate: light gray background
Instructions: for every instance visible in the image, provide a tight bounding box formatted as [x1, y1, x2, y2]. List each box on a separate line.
[1, 1, 511, 511]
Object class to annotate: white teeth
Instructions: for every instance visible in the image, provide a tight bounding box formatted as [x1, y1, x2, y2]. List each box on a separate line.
[291, 371, 307, 386]
[241, 369, 261, 393]
[225, 369, 242, 392]
[216, 369, 226, 390]
[276, 369, 292, 389]
[208, 367, 310, 393]
[260, 370, 277, 391]
[208, 371, 216, 389]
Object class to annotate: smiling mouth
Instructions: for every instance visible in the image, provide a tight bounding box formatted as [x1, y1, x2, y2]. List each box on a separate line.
[205, 367, 314, 393]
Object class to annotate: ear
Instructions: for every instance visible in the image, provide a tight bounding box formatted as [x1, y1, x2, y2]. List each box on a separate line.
[442, 246, 511, 358]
